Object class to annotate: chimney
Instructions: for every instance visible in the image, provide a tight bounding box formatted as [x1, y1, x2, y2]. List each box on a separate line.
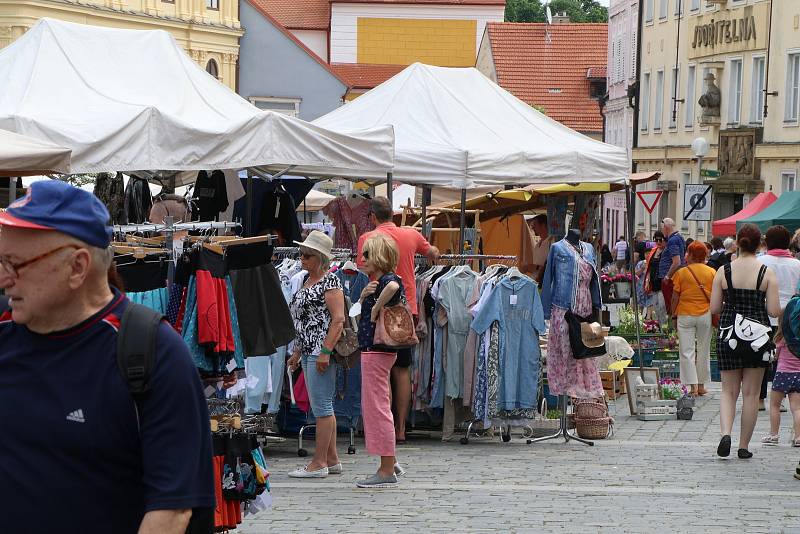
[552, 12, 571, 24]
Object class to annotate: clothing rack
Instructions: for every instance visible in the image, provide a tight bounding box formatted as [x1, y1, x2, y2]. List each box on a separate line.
[112, 220, 242, 234]
[273, 246, 353, 259]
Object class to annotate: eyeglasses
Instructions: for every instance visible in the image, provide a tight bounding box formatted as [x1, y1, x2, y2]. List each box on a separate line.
[655, 238, 664, 243]
[300, 252, 315, 260]
[0, 244, 79, 279]
[362, 250, 370, 260]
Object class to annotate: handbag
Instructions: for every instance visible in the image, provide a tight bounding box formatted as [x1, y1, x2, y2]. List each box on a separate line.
[564, 310, 607, 360]
[333, 295, 361, 369]
[373, 301, 419, 350]
[718, 264, 775, 364]
[684, 264, 720, 328]
[370, 275, 419, 350]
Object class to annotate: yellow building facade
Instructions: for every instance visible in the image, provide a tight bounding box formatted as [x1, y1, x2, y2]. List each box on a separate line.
[0, 0, 242, 89]
[633, 0, 800, 239]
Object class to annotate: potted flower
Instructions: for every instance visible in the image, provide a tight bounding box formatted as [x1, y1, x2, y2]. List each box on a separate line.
[611, 272, 633, 299]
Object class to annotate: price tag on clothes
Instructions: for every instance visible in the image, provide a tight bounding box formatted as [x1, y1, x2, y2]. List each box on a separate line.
[345, 280, 351, 290]
[226, 360, 237, 373]
[510, 294, 518, 306]
[274, 199, 281, 219]
[349, 301, 362, 317]
[247, 375, 260, 388]
[204, 385, 216, 398]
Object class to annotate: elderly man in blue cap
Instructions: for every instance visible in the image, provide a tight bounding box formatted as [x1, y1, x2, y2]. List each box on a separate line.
[0, 180, 214, 534]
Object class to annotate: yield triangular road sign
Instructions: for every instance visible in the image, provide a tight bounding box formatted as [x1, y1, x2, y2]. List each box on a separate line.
[637, 190, 663, 214]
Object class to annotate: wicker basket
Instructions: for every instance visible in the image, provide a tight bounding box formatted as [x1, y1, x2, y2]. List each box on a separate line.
[574, 398, 608, 420]
[575, 416, 613, 439]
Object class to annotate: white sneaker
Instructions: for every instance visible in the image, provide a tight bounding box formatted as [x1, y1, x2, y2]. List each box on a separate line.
[288, 465, 329, 478]
[393, 462, 406, 476]
[328, 463, 343, 475]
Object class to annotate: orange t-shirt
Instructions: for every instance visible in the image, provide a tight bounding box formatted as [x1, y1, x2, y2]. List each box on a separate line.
[671, 263, 716, 316]
[357, 222, 432, 315]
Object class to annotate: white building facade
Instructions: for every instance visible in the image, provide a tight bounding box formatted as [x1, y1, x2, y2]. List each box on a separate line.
[603, 0, 639, 246]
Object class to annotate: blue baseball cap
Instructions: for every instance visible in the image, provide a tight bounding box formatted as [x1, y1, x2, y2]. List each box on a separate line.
[0, 180, 112, 248]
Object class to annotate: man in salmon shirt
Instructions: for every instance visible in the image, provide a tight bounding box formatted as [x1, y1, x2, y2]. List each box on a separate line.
[357, 196, 439, 443]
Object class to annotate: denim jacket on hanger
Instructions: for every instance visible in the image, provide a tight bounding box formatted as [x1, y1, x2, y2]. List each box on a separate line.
[540, 238, 602, 319]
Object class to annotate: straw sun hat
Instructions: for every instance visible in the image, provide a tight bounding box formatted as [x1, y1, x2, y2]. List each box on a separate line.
[294, 230, 333, 260]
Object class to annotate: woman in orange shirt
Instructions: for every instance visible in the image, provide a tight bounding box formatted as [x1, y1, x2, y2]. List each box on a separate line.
[671, 240, 717, 396]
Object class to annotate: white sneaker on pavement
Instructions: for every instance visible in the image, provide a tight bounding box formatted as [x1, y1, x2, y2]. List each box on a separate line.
[288, 465, 329, 478]
[328, 463, 343, 475]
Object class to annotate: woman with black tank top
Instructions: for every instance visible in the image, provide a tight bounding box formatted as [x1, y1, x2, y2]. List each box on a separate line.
[710, 224, 781, 459]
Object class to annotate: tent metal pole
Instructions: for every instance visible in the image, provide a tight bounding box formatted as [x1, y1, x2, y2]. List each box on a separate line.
[9, 177, 17, 205]
[421, 186, 429, 239]
[386, 172, 393, 205]
[245, 173, 253, 236]
[459, 188, 467, 255]
[624, 183, 645, 382]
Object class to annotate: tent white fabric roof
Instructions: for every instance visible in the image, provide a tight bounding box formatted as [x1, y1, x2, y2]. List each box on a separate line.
[0, 18, 393, 179]
[296, 188, 335, 212]
[314, 63, 629, 187]
[0, 129, 71, 177]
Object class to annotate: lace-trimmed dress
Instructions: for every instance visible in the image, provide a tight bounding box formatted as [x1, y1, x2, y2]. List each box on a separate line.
[547, 256, 604, 398]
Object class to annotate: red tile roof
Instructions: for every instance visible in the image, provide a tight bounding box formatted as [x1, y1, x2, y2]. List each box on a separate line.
[245, 0, 350, 87]
[485, 22, 608, 133]
[330, 63, 407, 89]
[586, 66, 607, 79]
[332, 0, 504, 4]
[249, 0, 330, 30]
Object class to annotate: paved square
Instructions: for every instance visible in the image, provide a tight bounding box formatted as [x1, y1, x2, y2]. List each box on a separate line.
[242, 385, 800, 533]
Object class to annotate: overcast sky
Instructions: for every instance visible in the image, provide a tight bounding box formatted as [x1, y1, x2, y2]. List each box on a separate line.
[597, 0, 610, 6]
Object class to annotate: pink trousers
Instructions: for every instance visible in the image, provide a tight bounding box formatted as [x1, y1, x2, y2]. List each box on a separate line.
[360, 351, 397, 457]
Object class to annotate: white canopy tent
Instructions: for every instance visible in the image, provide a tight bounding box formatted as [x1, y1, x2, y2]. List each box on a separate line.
[0, 129, 71, 177]
[0, 18, 393, 181]
[314, 63, 628, 188]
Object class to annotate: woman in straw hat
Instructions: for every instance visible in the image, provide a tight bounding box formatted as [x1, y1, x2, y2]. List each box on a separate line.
[287, 231, 346, 478]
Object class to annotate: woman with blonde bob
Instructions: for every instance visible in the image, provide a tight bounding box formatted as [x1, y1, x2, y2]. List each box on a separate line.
[356, 233, 404, 488]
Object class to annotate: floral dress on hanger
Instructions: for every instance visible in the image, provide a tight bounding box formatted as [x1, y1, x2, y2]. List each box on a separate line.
[547, 254, 604, 398]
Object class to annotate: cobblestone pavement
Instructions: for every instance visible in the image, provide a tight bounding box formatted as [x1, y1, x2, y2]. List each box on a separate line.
[241, 385, 800, 533]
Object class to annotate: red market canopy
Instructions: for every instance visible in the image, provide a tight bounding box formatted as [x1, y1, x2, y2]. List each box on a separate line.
[712, 192, 777, 237]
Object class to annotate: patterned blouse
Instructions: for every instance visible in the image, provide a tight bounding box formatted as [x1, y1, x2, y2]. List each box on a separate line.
[289, 272, 343, 356]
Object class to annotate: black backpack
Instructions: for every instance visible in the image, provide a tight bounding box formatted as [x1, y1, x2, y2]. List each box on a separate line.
[0, 296, 214, 533]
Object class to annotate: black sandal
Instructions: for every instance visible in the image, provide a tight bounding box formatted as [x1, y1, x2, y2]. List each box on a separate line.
[717, 435, 731, 457]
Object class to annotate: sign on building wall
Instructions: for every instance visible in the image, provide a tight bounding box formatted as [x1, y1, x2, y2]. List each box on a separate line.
[687, 3, 770, 59]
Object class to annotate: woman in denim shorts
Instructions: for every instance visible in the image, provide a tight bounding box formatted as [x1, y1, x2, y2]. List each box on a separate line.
[287, 231, 346, 478]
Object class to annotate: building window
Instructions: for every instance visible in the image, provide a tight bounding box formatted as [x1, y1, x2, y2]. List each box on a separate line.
[654, 70, 664, 131]
[205, 59, 219, 79]
[751, 56, 765, 124]
[782, 171, 797, 193]
[641, 72, 651, 131]
[249, 97, 302, 117]
[690, 0, 699, 10]
[681, 171, 691, 230]
[728, 59, 743, 125]
[685, 65, 696, 128]
[669, 66, 679, 129]
[645, 0, 654, 22]
[659, 0, 668, 20]
[785, 53, 800, 123]
[206, 0, 219, 9]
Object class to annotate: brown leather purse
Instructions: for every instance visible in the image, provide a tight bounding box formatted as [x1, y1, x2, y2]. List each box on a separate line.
[373, 302, 419, 350]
